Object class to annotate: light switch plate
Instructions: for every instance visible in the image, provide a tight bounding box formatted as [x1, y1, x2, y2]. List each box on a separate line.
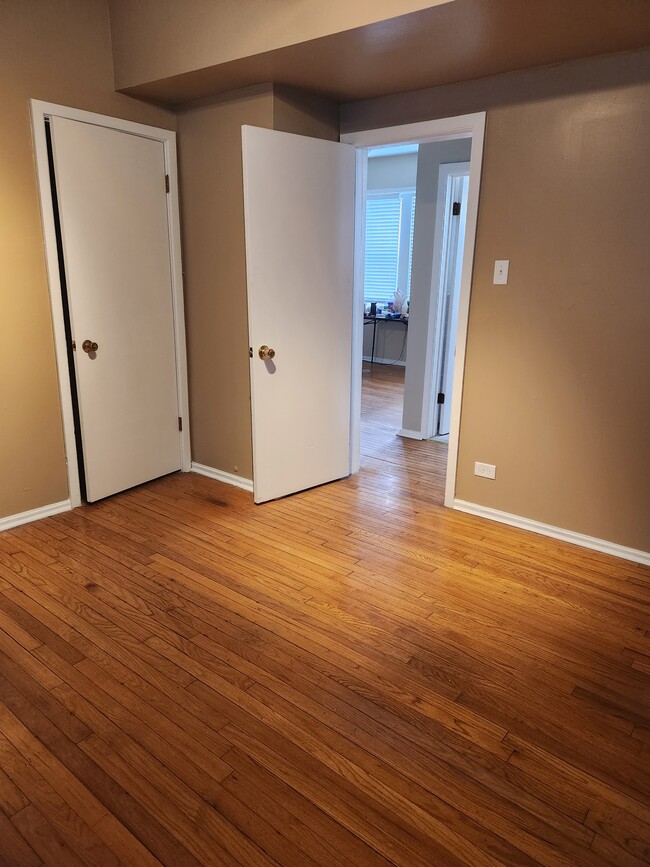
[493, 260, 509, 284]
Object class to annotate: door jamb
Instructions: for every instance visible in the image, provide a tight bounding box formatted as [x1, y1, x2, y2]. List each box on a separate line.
[30, 100, 191, 509]
[341, 112, 486, 508]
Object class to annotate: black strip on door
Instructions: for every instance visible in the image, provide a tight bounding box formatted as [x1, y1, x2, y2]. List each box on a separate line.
[44, 118, 88, 503]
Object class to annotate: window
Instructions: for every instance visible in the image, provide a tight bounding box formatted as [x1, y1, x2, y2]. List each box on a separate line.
[364, 189, 416, 306]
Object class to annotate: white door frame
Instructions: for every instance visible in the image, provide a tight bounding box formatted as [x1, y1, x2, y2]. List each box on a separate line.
[428, 162, 470, 440]
[30, 100, 191, 509]
[341, 112, 486, 508]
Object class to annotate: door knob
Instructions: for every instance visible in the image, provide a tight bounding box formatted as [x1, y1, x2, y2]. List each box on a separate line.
[258, 345, 275, 360]
[82, 340, 99, 353]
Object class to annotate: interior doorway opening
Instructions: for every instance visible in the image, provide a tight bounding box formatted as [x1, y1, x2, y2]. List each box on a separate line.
[344, 113, 486, 508]
[360, 143, 415, 473]
[355, 136, 473, 502]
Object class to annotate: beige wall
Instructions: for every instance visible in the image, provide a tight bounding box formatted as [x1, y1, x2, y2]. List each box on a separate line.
[108, 0, 452, 91]
[177, 86, 340, 481]
[0, 0, 175, 521]
[272, 87, 340, 142]
[177, 87, 274, 481]
[343, 50, 650, 552]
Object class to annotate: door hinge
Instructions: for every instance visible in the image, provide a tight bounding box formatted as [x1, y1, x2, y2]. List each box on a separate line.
[165, 174, 170, 194]
[452, 201, 461, 216]
[437, 392, 445, 404]
[178, 417, 183, 431]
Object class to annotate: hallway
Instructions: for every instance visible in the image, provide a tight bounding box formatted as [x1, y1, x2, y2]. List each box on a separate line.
[360, 363, 448, 503]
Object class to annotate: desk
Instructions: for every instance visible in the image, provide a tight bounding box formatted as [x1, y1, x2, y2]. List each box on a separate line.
[363, 316, 408, 365]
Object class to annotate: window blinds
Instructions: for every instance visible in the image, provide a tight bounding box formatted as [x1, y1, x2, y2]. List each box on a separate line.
[364, 191, 416, 306]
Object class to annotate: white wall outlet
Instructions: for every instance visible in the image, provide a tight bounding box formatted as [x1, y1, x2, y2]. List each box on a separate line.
[475, 461, 496, 479]
[493, 260, 509, 284]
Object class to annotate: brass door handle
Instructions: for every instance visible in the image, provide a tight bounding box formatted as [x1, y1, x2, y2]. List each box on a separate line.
[258, 345, 275, 360]
[82, 340, 99, 353]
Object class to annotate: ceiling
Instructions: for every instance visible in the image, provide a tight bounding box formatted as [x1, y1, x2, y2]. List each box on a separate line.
[120, 0, 650, 106]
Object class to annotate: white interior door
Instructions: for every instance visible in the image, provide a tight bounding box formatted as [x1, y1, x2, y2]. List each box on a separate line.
[431, 165, 470, 438]
[242, 126, 355, 504]
[437, 172, 470, 436]
[50, 117, 182, 502]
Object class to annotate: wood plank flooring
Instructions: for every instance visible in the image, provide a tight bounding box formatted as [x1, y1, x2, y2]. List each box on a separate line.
[0, 363, 648, 865]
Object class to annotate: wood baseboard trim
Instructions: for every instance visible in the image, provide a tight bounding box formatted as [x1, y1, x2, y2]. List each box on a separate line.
[191, 462, 254, 492]
[453, 499, 650, 566]
[0, 500, 72, 532]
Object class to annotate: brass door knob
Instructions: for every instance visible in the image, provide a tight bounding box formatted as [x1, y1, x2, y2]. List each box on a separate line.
[82, 339, 99, 353]
[258, 345, 275, 360]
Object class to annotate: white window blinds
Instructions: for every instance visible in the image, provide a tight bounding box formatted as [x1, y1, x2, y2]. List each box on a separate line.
[364, 190, 416, 306]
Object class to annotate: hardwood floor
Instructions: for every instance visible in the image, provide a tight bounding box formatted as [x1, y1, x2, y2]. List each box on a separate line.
[0, 364, 648, 865]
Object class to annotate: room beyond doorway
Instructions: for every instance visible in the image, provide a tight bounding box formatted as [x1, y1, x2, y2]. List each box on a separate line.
[360, 364, 447, 504]
[344, 113, 486, 508]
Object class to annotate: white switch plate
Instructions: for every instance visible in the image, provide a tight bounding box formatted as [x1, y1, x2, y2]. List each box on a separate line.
[475, 461, 496, 479]
[493, 260, 509, 284]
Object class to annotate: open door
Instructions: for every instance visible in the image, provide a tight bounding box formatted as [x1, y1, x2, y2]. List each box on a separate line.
[242, 126, 355, 503]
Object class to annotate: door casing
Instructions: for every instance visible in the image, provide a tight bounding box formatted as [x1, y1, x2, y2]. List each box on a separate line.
[30, 100, 191, 509]
[341, 112, 486, 508]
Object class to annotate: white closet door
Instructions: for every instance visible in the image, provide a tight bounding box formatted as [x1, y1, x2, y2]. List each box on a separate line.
[51, 117, 182, 502]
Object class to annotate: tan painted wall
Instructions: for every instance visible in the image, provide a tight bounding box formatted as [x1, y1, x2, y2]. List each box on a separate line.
[0, 0, 175, 521]
[177, 86, 340, 481]
[108, 0, 452, 91]
[342, 50, 650, 552]
[177, 87, 274, 481]
[272, 87, 340, 142]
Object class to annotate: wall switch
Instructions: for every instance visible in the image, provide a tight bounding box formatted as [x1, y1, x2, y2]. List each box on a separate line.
[493, 260, 509, 284]
[475, 461, 496, 479]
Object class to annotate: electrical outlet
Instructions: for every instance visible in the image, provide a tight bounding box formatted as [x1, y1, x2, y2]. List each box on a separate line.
[493, 260, 509, 284]
[475, 461, 496, 479]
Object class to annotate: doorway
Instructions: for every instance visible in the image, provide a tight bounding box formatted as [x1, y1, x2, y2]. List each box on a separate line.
[343, 113, 486, 508]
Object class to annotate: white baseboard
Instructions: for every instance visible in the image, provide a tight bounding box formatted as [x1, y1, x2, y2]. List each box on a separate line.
[362, 355, 406, 367]
[0, 499, 72, 532]
[191, 462, 253, 492]
[398, 428, 424, 440]
[453, 499, 650, 566]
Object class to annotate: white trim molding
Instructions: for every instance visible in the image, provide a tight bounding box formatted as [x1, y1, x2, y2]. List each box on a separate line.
[0, 500, 71, 533]
[191, 463, 254, 493]
[454, 499, 650, 566]
[398, 428, 424, 440]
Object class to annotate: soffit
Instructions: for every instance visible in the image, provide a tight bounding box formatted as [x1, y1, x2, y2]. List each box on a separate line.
[119, 0, 650, 106]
